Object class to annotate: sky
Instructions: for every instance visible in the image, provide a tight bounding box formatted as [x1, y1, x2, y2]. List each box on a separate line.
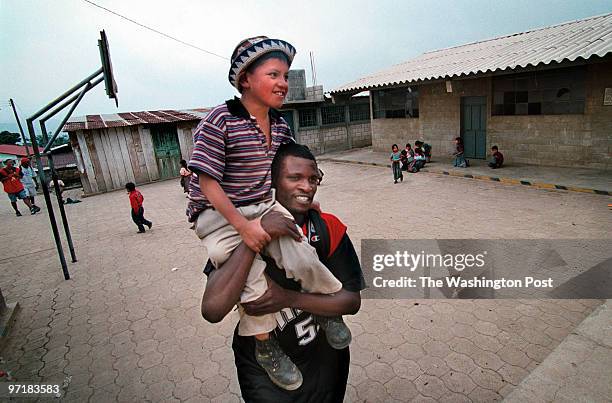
[1, 0, 611, 134]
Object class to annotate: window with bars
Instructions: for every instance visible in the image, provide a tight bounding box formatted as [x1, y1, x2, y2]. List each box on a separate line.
[492, 66, 586, 116]
[372, 88, 419, 118]
[349, 103, 370, 122]
[298, 108, 317, 128]
[321, 105, 346, 125]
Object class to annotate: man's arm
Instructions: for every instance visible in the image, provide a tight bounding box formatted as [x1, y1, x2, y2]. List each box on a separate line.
[243, 233, 364, 317]
[201, 211, 302, 323]
[201, 242, 256, 323]
[243, 282, 360, 317]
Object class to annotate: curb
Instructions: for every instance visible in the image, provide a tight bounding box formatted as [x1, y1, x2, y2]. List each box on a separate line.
[320, 158, 611, 196]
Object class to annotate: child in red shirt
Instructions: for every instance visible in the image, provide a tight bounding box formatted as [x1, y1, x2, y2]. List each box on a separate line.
[125, 182, 152, 233]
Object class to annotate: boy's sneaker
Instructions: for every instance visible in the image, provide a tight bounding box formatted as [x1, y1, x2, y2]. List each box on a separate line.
[255, 337, 302, 391]
[316, 316, 352, 350]
[30, 205, 41, 214]
[146, 222, 152, 229]
[16, 211, 22, 217]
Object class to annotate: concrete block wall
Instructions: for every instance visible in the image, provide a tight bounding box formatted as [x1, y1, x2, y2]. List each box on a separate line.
[489, 61, 612, 169]
[349, 123, 372, 148]
[371, 118, 421, 153]
[298, 122, 372, 155]
[370, 60, 612, 169]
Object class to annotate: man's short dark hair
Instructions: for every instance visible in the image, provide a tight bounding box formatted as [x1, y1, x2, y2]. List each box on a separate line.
[492, 145, 499, 151]
[405, 143, 411, 148]
[125, 182, 136, 191]
[271, 142, 316, 186]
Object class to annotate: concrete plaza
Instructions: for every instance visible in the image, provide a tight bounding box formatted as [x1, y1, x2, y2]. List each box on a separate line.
[0, 160, 610, 402]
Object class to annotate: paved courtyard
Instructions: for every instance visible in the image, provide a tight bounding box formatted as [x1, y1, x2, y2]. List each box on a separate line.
[1, 161, 610, 402]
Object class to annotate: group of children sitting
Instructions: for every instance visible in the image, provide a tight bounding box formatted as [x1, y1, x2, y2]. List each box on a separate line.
[392, 138, 505, 182]
[390, 141, 431, 183]
[452, 137, 504, 169]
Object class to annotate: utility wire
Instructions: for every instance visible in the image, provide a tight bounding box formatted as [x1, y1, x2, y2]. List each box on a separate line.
[82, 0, 228, 60]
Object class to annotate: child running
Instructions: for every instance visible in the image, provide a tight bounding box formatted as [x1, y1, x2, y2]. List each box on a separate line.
[187, 36, 350, 391]
[125, 182, 152, 233]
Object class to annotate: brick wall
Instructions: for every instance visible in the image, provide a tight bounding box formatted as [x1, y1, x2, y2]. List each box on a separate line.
[298, 122, 371, 155]
[371, 60, 612, 169]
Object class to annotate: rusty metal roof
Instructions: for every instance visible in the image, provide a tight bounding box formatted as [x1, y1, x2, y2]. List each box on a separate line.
[63, 108, 211, 132]
[333, 13, 612, 94]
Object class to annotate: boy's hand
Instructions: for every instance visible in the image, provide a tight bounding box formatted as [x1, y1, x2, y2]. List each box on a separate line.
[238, 218, 271, 253]
[261, 211, 302, 241]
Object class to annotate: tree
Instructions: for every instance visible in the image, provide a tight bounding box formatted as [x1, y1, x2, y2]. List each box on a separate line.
[33, 133, 69, 148]
[0, 131, 20, 145]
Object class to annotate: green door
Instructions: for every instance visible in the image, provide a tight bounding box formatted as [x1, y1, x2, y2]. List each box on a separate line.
[151, 124, 181, 179]
[461, 97, 487, 159]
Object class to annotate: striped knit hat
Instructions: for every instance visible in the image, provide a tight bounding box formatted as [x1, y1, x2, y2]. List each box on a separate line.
[228, 36, 296, 89]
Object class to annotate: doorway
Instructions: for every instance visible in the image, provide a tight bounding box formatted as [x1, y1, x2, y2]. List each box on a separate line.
[460, 97, 487, 159]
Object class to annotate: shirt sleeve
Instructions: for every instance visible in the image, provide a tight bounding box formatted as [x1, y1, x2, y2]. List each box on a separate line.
[188, 118, 227, 182]
[326, 234, 366, 293]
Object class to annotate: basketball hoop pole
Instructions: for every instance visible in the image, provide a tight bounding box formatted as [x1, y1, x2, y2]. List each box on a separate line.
[25, 30, 119, 280]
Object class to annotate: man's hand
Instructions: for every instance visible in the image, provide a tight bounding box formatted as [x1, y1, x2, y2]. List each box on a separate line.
[260, 211, 302, 241]
[243, 275, 294, 316]
[238, 218, 271, 253]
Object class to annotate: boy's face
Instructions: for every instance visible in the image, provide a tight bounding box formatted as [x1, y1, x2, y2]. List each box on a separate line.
[392, 146, 398, 152]
[241, 58, 289, 109]
[275, 156, 319, 217]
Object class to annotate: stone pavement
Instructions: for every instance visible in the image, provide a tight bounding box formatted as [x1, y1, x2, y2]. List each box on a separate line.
[319, 146, 612, 194]
[0, 161, 610, 402]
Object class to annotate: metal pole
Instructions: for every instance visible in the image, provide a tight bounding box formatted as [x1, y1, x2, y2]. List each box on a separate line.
[29, 67, 103, 122]
[9, 99, 30, 156]
[40, 120, 77, 263]
[39, 92, 85, 125]
[43, 78, 101, 154]
[26, 119, 70, 280]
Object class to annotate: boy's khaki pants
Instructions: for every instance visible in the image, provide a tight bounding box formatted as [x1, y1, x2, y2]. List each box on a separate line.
[195, 197, 342, 336]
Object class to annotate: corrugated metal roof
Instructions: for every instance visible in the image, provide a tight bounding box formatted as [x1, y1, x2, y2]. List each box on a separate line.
[0, 144, 31, 157]
[63, 108, 211, 132]
[333, 13, 612, 94]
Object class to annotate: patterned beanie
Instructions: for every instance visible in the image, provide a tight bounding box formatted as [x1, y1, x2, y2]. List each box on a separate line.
[228, 36, 296, 89]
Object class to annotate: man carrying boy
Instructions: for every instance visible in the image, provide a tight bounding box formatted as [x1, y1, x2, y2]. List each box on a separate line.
[0, 159, 40, 216]
[125, 182, 152, 233]
[188, 36, 350, 390]
[201, 142, 365, 401]
[488, 145, 504, 169]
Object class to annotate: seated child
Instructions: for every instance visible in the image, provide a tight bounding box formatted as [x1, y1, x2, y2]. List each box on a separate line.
[452, 137, 468, 168]
[422, 142, 432, 162]
[400, 143, 414, 171]
[488, 145, 504, 169]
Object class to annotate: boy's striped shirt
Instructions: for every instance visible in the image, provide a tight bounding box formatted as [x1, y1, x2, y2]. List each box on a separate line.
[186, 98, 293, 222]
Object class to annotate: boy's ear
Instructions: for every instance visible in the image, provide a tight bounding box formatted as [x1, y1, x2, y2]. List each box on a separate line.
[238, 72, 250, 91]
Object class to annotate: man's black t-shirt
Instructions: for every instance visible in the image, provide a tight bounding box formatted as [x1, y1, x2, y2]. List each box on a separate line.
[207, 209, 364, 402]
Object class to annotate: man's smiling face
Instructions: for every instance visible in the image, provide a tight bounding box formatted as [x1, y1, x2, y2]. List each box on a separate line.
[275, 155, 319, 217]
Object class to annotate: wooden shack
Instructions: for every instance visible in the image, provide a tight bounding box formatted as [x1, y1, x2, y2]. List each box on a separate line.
[63, 109, 209, 195]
